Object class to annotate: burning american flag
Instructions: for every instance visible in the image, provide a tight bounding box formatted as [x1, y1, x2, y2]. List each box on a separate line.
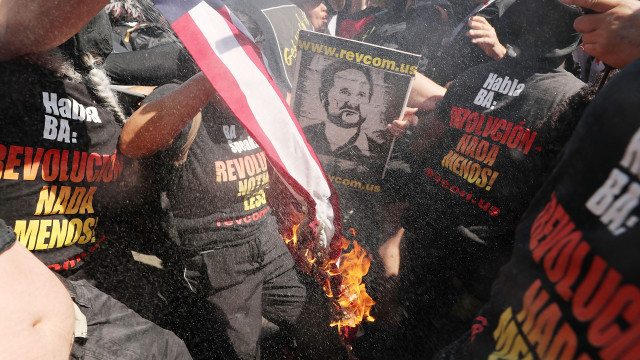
[153, 0, 374, 344]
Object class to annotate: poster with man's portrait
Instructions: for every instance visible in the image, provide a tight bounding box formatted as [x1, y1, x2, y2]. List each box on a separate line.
[291, 30, 421, 193]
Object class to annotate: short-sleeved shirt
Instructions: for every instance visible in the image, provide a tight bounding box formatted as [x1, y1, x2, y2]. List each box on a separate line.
[143, 83, 274, 250]
[0, 60, 124, 272]
[403, 58, 584, 246]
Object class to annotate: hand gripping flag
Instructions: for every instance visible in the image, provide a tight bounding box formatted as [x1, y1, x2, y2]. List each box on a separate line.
[152, 0, 343, 265]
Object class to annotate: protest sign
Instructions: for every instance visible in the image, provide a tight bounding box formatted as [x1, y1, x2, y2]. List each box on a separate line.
[291, 30, 421, 198]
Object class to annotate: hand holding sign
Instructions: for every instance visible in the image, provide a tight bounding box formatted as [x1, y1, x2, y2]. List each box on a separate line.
[388, 107, 419, 138]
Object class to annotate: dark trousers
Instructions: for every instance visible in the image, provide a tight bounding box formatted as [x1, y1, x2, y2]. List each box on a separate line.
[59, 277, 192, 360]
[396, 228, 510, 360]
[180, 217, 307, 360]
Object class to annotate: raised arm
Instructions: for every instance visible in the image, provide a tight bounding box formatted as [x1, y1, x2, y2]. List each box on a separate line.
[467, 16, 507, 61]
[0, 0, 109, 60]
[407, 72, 447, 111]
[119, 72, 218, 159]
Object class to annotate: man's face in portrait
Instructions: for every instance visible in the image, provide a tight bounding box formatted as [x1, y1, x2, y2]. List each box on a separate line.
[323, 68, 371, 128]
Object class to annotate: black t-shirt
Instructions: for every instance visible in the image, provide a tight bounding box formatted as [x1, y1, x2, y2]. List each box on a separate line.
[0, 60, 124, 271]
[403, 58, 584, 245]
[465, 57, 640, 360]
[0, 219, 16, 256]
[144, 84, 274, 250]
[224, 0, 313, 95]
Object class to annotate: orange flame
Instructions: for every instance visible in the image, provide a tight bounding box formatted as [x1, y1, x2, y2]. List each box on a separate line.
[329, 238, 376, 332]
[282, 221, 375, 340]
[283, 223, 300, 247]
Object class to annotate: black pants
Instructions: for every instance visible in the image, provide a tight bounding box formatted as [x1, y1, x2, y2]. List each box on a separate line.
[58, 277, 192, 360]
[180, 217, 307, 360]
[396, 227, 511, 359]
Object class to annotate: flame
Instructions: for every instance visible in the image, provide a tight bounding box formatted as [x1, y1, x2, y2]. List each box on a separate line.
[329, 239, 376, 333]
[283, 223, 300, 247]
[282, 220, 375, 344]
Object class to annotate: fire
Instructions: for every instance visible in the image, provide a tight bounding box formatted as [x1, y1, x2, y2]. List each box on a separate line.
[281, 215, 375, 349]
[283, 223, 300, 247]
[328, 237, 376, 333]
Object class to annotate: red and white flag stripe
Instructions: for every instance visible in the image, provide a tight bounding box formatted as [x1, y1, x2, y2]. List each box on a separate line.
[155, 0, 342, 260]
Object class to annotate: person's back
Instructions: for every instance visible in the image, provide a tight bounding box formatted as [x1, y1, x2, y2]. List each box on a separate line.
[435, 0, 640, 357]
[397, 0, 585, 357]
[463, 57, 640, 360]
[0, 9, 193, 359]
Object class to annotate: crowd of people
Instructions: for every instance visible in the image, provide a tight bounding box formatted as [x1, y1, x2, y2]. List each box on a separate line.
[1, 0, 640, 359]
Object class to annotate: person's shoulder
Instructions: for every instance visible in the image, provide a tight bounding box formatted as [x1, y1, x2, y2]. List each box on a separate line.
[532, 66, 585, 96]
[143, 82, 181, 105]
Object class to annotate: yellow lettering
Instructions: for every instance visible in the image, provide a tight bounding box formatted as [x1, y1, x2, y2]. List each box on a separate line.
[34, 186, 57, 215]
[51, 186, 71, 214]
[78, 186, 97, 214]
[14, 220, 39, 250]
[35, 219, 52, 250]
[49, 220, 68, 248]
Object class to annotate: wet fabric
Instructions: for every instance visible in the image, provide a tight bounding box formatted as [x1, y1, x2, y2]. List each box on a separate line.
[141, 84, 306, 359]
[60, 10, 114, 67]
[181, 216, 306, 359]
[399, 51, 583, 360]
[105, 41, 197, 86]
[417, 0, 501, 86]
[403, 58, 584, 247]
[143, 83, 274, 249]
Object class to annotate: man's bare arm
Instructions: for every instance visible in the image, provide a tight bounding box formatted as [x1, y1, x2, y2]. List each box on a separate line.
[120, 72, 218, 159]
[0, 0, 109, 60]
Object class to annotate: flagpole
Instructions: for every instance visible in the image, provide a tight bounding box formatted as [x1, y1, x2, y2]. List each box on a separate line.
[381, 136, 396, 179]
[381, 75, 415, 179]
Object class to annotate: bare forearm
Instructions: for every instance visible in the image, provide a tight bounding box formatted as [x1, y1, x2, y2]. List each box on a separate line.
[376, 203, 407, 277]
[407, 72, 446, 112]
[0, 0, 109, 60]
[120, 73, 215, 159]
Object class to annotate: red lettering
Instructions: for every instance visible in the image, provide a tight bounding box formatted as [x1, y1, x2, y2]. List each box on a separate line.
[4, 145, 23, 180]
[23, 147, 44, 180]
[42, 149, 60, 181]
[590, 285, 640, 354]
[573, 257, 621, 322]
[86, 153, 102, 182]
